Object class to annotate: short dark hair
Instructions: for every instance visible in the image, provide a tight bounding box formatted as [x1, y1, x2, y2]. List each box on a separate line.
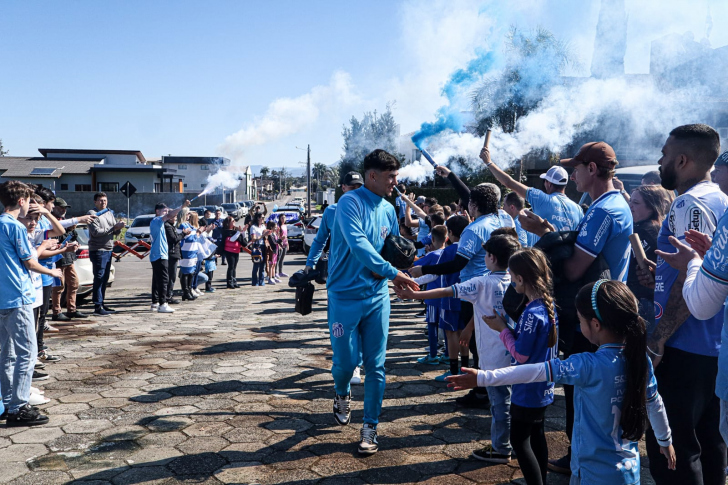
[363, 149, 400, 173]
[442, 206, 452, 218]
[431, 225, 447, 246]
[35, 186, 56, 203]
[469, 184, 499, 215]
[484, 234, 522, 268]
[427, 212, 445, 229]
[492, 226, 520, 240]
[94, 192, 107, 201]
[0, 181, 32, 208]
[397, 183, 406, 193]
[669, 124, 721, 169]
[641, 171, 661, 185]
[446, 215, 469, 238]
[448, 202, 458, 212]
[424, 197, 438, 207]
[504, 191, 524, 210]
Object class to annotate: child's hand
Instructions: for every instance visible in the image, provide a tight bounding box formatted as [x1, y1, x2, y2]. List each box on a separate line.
[408, 266, 423, 278]
[394, 286, 416, 300]
[445, 367, 478, 390]
[660, 444, 676, 470]
[483, 309, 507, 332]
[459, 327, 472, 347]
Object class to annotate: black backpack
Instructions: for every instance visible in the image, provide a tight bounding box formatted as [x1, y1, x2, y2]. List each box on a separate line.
[381, 233, 417, 269]
[295, 282, 315, 316]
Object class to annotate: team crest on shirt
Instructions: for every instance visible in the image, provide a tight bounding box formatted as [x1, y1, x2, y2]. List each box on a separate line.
[380, 226, 389, 239]
[332, 322, 344, 338]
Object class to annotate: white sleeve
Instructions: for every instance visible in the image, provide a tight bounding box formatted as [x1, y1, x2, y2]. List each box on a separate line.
[683, 258, 728, 320]
[230, 231, 241, 242]
[414, 274, 438, 285]
[476, 363, 547, 388]
[647, 393, 673, 446]
[60, 218, 77, 228]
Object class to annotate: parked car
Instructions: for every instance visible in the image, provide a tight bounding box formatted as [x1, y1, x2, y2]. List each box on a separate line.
[235, 201, 250, 217]
[267, 211, 304, 251]
[303, 215, 323, 255]
[222, 203, 243, 220]
[203, 205, 228, 219]
[124, 214, 156, 245]
[71, 224, 115, 302]
[277, 204, 305, 214]
[188, 206, 208, 218]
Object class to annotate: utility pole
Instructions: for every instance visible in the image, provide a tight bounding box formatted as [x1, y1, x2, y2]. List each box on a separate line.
[306, 144, 311, 217]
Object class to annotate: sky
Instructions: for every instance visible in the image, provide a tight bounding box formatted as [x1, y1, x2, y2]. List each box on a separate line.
[1, 0, 726, 169]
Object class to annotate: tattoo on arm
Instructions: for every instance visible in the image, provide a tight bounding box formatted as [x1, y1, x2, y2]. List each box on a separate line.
[649, 272, 690, 345]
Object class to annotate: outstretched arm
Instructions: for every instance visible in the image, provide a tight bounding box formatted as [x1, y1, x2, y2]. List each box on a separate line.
[480, 147, 528, 198]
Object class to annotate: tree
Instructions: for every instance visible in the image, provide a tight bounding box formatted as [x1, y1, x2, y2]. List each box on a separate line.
[313, 163, 328, 185]
[0, 139, 7, 156]
[259, 166, 270, 179]
[339, 103, 405, 175]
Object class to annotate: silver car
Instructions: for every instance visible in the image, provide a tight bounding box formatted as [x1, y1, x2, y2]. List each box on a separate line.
[302, 215, 322, 255]
[124, 214, 156, 245]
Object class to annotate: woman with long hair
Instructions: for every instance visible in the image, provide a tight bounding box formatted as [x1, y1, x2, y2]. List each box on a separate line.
[248, 213, 267, 286]
[221, 216, 243, 289]
[276, 213, 289, 278]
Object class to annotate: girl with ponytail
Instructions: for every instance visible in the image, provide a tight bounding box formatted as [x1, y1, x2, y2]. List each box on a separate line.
[448, 279, 676, 484]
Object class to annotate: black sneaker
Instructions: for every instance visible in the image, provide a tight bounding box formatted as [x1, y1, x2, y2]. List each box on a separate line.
[38, 350, 61, 362]
[51, 313, 71, 322]
[455, 389, 490, 408]
[102, 306, 116, 314]
[415, 309, 426, 318]
[6, 404, 49, 427]
[472, 443, 512, 463]
[548, 454, 572, 475]
[93, 306, 111, 317]
[333, 392, 352, 426]
[34, 361, 46, 369]
[167, 298, 181, 305]
[358, 424, 379, 455]
[32, 370, 49, 381]
[66, 311, 88, 319]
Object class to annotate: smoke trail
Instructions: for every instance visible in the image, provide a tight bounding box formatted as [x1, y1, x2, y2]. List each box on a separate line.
[398, 159, 434, 183]
[198, 170, 244, 197]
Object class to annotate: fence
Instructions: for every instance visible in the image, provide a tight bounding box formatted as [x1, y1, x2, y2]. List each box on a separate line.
[58, 191, 227, 219]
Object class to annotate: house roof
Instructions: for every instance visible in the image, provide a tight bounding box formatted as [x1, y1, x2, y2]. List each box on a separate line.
[0, 157, 100, 178]
[162, 156, 231, 166]
[38, 148, 147, 163]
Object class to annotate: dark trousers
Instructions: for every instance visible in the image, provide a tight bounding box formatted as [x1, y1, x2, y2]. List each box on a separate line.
[646, 346, 726, 485]
[89, 250, 113, 307]
[151, 259, 169, 304]
[205, 271, 214, 291]
[564, 331, 598, 450]
[511, 404, 548, 485]
[461, 301, 487, 396]
[166, 257, 179, 300]
[225, 251, 239, 286]
[36, 285, 52, 349]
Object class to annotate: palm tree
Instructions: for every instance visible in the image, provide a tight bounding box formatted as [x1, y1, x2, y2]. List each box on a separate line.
[313, 163, 328, 185]
[259, 166, 270, 179]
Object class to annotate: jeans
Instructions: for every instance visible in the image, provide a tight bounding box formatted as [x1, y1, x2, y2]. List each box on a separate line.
[51, 264, 79, 314]
[89, 250, 113, 307]
[192, 260, 203, 289]
[721, 399, 728, 445]
[225, 251, 239, 286]
[151, 259, 169, 304]
[0, 305, 36, 413]
[166, 257, 179, 300]
[252, 258, 265, 286]
[486, 385, 513, 455]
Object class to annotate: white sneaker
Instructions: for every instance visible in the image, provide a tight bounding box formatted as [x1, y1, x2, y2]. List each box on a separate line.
[274, 277, 282, 283]
[192, 288, 202, 297]
[30, 386, 43, 395]
[157, 303, 175, 313]
[28, 392, 50, 406]
[151, 303, 159, 311]
[278, 272, 289, 278]
[268, 278, 276, 285]
[350, 367, 363, 385]
[358, 424, 379, 455]
[333, 392, 351, 426]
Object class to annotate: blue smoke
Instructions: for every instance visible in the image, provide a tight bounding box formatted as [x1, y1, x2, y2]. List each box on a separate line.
[411, 50, 497, 149]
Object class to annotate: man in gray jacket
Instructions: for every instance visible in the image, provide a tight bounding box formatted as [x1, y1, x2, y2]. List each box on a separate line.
[87, 192, 125, 316]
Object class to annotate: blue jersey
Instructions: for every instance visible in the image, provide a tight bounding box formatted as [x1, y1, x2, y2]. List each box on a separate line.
[655, 181, 728, 357]
[327, 186, 399, 300]
[395, 197, 410, 219]
[306, 204, 336, 268]
[527, 188, 583, 244]
[0, 214, 35, 309]
[417, 218, 430, 257]
[513, 215, 529, 247]
[414, 248, 444, 307]
[458, 213, 507, 282]
[546, 344, 660, 484]
[575, 191, 633, 282]
[149, 216, 169, 262]
[438, 243, 461, 311]
[511, 299, 557, 408]
[36, 216, 61, 286]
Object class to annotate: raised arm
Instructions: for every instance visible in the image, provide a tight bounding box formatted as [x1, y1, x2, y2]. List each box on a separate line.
[434, 166, 471, 206]
[480, 147, 528, 198]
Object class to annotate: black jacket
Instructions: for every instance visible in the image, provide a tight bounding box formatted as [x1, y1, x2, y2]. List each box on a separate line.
[164, 220, 183, 260]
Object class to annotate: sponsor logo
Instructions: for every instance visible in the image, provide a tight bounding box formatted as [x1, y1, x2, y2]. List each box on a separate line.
[676, 200, 685, 209]
[687, 205, 705, 232]
[593, 216, 612, 246]
[332, 322, 344, 338]
[654, 302, 664, 320]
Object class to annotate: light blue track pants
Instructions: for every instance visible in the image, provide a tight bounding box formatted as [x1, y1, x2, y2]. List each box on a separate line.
[328, 292, 389, 426]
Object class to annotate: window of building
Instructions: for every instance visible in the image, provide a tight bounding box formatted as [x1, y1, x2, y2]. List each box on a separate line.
[154, 183, 161, 193]
[201, 165, 209, 170]
[60, 184, 68, 191]
[97, 182, 119, 192]
[201, 184, 205, 188]
[183, 183, 188, 188]
[178, 164, 187, 170]
[75, 184, 92, 192]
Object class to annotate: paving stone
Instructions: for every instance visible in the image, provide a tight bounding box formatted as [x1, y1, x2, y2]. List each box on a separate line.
[145, 416, 194, 432]
[0, 462, 30, 483]
[58, 392, 102, 403]
[6, 470, 71, 485]
[3, 443, 50, 462]
[125, 446, 183, 466]
[10, 427, 64, 444]
[63, 419, 113, 434]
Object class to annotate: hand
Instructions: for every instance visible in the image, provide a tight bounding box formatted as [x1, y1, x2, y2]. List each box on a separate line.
[183, 199, 191, 208]
[636, 258, 656, 289]
[183, 228, 192, 235]
[445, 367, 478, 390]
[612, 177, 624, 191]
[409, 193, 415, 201]
[40, 239, 57, 250]
[50, 268, 63, 279]
[304, 265, 312, 274]
[483, 311, 507, 332]
[28, 202, 50, 216]
[64, 242, 79, 252]
[459, 327, 473, 347]
[520, 210, 555, 237]
[654, 235, 700, 273]
[463, 210, 472, 223]
[647, 339, 665, 368]
[113, 221, 126, 230]
[479, 146, 492, 166]
[435, 166, 451, 177]
[684, 229, 712, 258]
[393, 285, 416, 300]
[77, 215, 97, 224]
[393, 271, 419, 292]
[408, 265, 423, 278]
[660, 444, 676, 470]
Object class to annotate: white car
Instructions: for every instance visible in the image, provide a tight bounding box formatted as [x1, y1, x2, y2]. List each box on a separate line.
[72, 225, 115, 301]
[124, 214, 156, 245]
[268, 211, 305, 250]
[303, 215, 323, 255]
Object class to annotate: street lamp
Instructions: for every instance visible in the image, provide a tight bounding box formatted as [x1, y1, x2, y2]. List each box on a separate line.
[296, 145, 311, 216]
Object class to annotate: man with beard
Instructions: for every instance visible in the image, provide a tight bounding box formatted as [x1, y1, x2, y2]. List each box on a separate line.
[639, 124, 728, 485]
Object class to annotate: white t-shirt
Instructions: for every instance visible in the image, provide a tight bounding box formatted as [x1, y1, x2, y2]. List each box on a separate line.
[27, 232, 43, 309]
[451, 270, 512, 371]
[250, 224, 265, 242]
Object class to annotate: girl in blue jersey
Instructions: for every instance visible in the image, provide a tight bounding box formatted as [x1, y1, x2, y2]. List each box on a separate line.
[480, 247, 558, 485]
[448, 280, 676, 485]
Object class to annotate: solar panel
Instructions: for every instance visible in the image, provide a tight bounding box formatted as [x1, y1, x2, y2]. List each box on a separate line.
[30, 167, 58, 176]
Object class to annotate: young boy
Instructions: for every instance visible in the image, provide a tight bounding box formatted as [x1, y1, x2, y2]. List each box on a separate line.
[411, 225, 447, 365]
[396, 233, 522, 463]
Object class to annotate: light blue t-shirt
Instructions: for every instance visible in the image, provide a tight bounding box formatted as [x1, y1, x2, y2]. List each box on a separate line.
[546, 344, 659, 484]
[149, 216, 168, 262]
[526, 188, 583, 245]
[36, 216, 61, 286]
[457, 213, 505, 282]
[574, 191, 633, 282]
[417, 218, 430, 257]
[327, 187, 399, 300]
[306, 204, 336, 268]
[513, 215, 529, 247]
[0, 214, 35, 309]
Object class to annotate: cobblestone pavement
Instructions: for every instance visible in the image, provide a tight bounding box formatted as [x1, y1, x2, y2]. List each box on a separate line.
[0, 253, 657, 484]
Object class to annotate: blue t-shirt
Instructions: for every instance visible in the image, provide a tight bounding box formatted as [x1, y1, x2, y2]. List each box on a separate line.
[527, 188, 583, 244]
[417, 218, 430, 257]
[574, 191, 633, 282]
[414, 248, 444, 307]
[36, 216, 61, 286]
[149, 216, 169, 262]
[395, 197, 411, 220]
[439, 243, 461, 312]
[458, 213, 507, 282]
[546, 344, 659, 484]
[655, 181, 728, 357]
[511, 299, 557, 408]
[513, 216, 529, 247]
[0, 214, 35, 309]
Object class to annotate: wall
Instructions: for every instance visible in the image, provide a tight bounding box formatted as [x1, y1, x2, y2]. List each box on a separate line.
[58, 191, 226, 219]
[45, 153, 139, 166]
[95, 172, 159, 193]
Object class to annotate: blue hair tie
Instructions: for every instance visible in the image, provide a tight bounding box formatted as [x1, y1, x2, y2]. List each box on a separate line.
[591, 279, 607, 322]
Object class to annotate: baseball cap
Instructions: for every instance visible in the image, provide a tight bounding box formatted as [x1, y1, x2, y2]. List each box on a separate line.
[341, 171, 364, 186]
[715, 150, 728, 168]
[154, 203, 168, 211]
[539, 166, 569, 185]
[560, 141, 618, 169]
[54, 197, 70, 208]
[415, 195, 426, 205]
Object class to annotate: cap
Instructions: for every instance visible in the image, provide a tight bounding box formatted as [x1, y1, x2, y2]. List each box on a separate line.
[154, 203, 168, 211]
[715, 150, 728, 168]
[415, 195, 426, 205]
[560, 141, 618, 169]
[539, 166, 569, 185]
[341, 171, 364, 186]
[54, 197, 70, 208]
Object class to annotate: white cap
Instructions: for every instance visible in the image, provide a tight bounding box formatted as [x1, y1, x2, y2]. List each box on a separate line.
[539, 166, 569, 185]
